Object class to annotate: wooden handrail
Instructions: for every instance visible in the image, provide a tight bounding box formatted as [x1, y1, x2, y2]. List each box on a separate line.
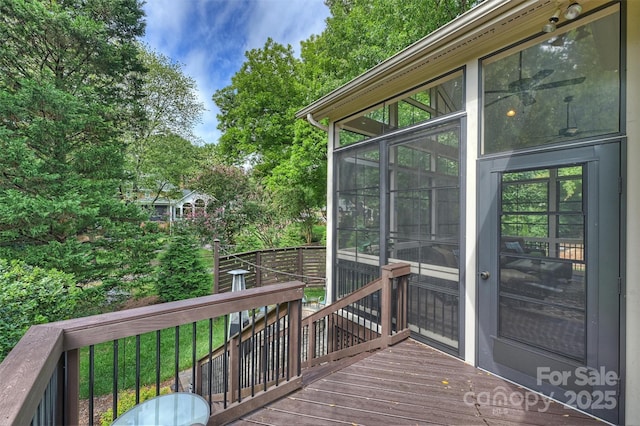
[59, 282, 304, 349]
[0, 326, 64, 426]
[0, 281, 305, 425]
[301, 263, 411, 368]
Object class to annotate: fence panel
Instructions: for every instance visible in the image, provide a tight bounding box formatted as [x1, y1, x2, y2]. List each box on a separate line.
[215, 246, 326, 293]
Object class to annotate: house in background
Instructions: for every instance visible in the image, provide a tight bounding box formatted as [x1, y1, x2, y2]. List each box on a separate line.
[136, 189, 211, 222]
[298, 1, 638, 424]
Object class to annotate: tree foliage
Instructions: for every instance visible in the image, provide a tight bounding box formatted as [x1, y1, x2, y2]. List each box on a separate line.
[0, 259, 78, 360]
[303, 0, 480, 95]
[213, 0, 479, 245]
[0, 0, 162, 301]
[156, 234, 210, 302]
[213, 39, 304, 175]
[187, 164, 263, 246]
[126, 48, 205, 198]
[213, 38, 327, 243]
[267, 120, 327, 244]
[136, 133, 202, 210]
[0, 0, 145, 243]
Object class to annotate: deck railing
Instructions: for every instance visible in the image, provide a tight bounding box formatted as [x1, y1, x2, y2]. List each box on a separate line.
[0, 262, 410, 426]
[302, 263, 410, 368]
[0, 281, 305, 426]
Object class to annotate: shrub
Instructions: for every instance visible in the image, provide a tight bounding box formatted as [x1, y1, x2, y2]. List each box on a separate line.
[279, 223, 306, 247]
[155, 235, 211, 302]
[0, 259, 78, 360]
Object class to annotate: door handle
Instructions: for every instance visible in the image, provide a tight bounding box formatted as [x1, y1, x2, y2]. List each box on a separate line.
[479, 271, 490, 280]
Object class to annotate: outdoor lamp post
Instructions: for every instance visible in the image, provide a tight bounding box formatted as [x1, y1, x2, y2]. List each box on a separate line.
[228, 269, 250, 337]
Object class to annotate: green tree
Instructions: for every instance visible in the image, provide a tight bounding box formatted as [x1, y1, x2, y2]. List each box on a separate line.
[126, 48, 205, 198]
[211, 1, 479, 247]
[137, 133, 201, 211]
[267, 120, 327, 244]
[213, 39, 328, 245]
[213, 38, 304, 175]
[188, 164, 262, 246]
[0, 0, 161, 298]
[303, 0, 480, 94]
[156, 234, 210, 302]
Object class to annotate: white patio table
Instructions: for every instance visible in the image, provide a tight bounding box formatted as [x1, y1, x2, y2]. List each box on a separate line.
[111, 392, 210, 426]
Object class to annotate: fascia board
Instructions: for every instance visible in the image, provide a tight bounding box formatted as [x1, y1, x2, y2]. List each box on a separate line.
[296, 0, 609, 122]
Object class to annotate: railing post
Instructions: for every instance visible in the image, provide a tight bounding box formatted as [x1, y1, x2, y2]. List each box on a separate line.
[213, 239, 220, 294]
[65, 349, 80, 426]
[229, 335, 240, 402]
[380, 267, 393, 344]
[255, 252, 262, 287]
[380, 263, 411, 346]
[397, 274, 408, 330]
[229, 337, 240, 402]
[307, 318, 317, 368]
[288, 299, 302, 378]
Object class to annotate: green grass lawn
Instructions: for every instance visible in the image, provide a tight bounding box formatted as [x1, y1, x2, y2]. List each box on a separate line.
[80, 317, 226, 398]
[199, 248, 214, 269]
[304, 286, 325, 300]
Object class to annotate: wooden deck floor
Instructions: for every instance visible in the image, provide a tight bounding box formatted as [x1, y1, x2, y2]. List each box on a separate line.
[231, 339, 603, 425]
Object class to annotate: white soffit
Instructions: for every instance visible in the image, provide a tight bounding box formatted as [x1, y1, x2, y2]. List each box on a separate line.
[297, 0, 610, 122]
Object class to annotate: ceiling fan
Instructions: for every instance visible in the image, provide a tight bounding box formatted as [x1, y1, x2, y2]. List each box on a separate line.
[484, 51, 586, 107]
[531, 95, 614, 140]
[553, 95, 614, 138]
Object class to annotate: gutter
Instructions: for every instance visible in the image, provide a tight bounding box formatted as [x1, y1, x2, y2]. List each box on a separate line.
[306, 113, 329, 132]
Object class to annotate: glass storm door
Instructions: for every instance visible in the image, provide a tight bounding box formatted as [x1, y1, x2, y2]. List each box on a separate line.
[477, 143, 621, 424]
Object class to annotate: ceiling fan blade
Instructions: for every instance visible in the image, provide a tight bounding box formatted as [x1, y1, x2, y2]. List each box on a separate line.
[533, 76, 586, 91]
[486, 69, 554, 95]
[484, 94, 516, 107]
[530, 69, 554, 82]
[485, 89, 513, 94]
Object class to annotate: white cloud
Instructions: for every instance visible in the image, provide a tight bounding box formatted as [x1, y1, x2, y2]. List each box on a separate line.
[246, 0, 328, 55]
[142, 0, 329, 144]
[143, 1, 192, 52]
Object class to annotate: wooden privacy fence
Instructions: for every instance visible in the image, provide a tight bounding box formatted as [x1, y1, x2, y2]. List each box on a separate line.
[213, 242, 326, 293]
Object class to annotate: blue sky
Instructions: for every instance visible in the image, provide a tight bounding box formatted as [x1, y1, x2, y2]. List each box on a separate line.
[142, 0, 330, 145]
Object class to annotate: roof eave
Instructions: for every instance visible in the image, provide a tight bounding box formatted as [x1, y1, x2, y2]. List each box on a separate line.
[296, 0, 606, 122]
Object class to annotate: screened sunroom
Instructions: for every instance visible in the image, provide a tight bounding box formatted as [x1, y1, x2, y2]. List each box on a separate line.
[333, 71, 465, 353]
[298, 1, 639, 424]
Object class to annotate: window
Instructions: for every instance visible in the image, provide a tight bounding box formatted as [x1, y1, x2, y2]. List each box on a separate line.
[387, 122, 461, 350]
[194, 199, 206, 215]
[337, 70, 464, 147]
[482, 8, 620, 154]
[499, 165, 586, 361]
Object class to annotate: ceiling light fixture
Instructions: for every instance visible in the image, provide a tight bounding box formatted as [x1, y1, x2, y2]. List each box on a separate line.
[542, 9, 561, 33]
[564, 2, 582, 20]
